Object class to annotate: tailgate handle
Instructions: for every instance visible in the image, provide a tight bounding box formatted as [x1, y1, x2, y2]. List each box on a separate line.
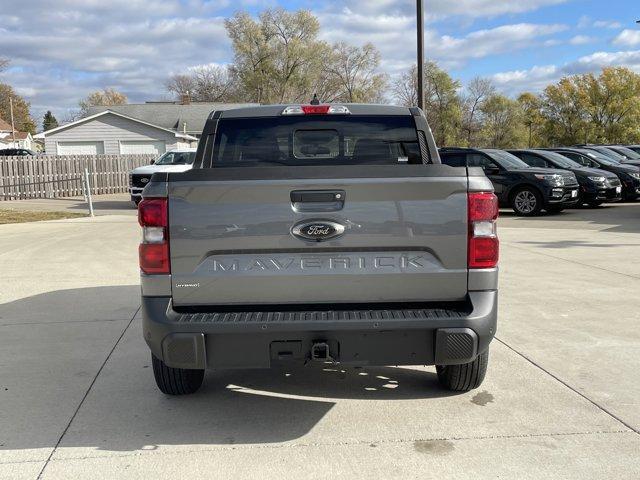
[290, 190, 345, 212]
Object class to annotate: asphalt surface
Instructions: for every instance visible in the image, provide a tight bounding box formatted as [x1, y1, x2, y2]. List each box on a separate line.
[1, 196, 639, 479]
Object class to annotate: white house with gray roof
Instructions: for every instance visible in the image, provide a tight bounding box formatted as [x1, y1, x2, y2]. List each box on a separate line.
[35, 101, 257, 155]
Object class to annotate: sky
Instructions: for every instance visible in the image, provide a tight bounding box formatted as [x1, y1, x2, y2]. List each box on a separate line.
[1, 0, 639, 125]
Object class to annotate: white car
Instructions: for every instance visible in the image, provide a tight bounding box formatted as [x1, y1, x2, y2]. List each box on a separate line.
[129, 148, 197, 205]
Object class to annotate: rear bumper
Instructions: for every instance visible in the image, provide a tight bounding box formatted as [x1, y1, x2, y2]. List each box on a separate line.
[141, 291, 498, 370]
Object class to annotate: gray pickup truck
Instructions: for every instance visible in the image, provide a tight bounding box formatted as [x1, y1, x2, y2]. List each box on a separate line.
[138, 104, 499, 395]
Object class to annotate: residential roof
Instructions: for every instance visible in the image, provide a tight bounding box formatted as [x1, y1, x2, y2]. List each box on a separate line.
[34, 110, 197, 140]
[86, 102, 258, 134]
[2, 131, 29, 140]
[0, 117, 13, 131]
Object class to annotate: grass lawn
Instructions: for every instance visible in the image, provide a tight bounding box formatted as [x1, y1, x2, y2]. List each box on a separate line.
[0, 209, 88, 224]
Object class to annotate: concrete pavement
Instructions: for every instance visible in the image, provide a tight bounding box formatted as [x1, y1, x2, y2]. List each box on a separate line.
[0, 202, 638, 479]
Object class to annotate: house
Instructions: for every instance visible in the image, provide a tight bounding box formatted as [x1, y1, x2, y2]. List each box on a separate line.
[0, 117, 35, 150]
[34, 101, 257, 155]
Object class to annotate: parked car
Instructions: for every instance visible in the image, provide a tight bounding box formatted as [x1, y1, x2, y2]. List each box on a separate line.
[129, 148, 196, 205]
[439, 147, 579, 215]
[139, 104, 499, 395]
[0, 148, 36, 156]
[550, 148, 640, 201]
[508, 149, 622, 207]
[575, 145, 636, 164]
[603, 145, 640, 166]
[625, 145, 640, 155]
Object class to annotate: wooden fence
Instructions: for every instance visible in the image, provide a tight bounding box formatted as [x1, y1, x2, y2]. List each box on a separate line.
[0, 154, 155, 200]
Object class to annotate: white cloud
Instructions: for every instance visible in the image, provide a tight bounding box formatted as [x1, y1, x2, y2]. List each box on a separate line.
[319, 9, 567, 73]
[492, 49, 640, 93]
[569, 35, 595, 45]
[592, 20, 623, 29]
[614, 29, 640, 47]
[0, 0, 575, 121]
[340, 0, 569, 19]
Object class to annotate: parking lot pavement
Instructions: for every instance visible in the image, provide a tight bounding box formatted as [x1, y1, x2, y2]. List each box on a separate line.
[1, 204, 639, 479]
[0, 194, 136, 217]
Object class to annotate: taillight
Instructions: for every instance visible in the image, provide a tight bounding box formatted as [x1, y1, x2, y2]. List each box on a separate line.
[281, 105, 351, 115]
[468, 192, 499, 269]
[138, 198, 170, 274]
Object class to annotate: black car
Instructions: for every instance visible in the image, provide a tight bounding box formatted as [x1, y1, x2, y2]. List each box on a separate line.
[604, 145, 640, 166]
[439, 147, 579, 216]
[625, 145, 640, 155]
[509, 149, 622, 207]
[0, 148, 36, 156]
[574, 144, 640, 167]
[550, 147, 640, 201]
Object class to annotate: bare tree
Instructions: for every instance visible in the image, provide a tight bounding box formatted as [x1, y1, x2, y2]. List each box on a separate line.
[0, 58, 8, 72]
[392, 65, 419, 107]
[165, 65, 237, 103]
[165, 74, 195, 99]
[461, 77, 495, 146]
[323, 42, 387, 103]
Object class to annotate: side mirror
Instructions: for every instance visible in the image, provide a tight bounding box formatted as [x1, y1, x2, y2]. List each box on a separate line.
[150, 159, 155, 165]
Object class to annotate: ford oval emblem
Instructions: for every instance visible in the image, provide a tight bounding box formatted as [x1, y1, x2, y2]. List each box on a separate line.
[141, 177, 150, 184]
[292, 220, 345, 242]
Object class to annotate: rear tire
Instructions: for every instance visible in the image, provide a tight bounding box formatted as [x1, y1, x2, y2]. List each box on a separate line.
[511, 187, 542, 216]
[436, 350, 489, 392]
[151, 354, 204, 395]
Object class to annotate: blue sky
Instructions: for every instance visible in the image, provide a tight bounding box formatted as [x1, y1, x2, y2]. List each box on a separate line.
[1, 0, 639, 123]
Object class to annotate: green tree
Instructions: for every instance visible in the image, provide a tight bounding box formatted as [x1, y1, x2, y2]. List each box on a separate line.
[517, 92, 544, 147]
[0, 83, 36, 134]
[78, 88, 128, 117]
[577, 67, 640, 143]
[540, 77, 590, 145]
[479, 94, 527, 148]
[225, 9, 327, 104]
[42, 110, 59, 131]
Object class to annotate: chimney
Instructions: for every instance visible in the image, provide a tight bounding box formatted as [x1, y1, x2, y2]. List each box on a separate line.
[181, 91, 191, 105]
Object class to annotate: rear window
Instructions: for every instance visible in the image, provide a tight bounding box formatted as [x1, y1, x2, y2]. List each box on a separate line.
[212, 116, 423, 166]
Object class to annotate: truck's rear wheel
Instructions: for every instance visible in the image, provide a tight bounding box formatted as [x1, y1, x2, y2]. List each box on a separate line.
[151, 354, 204, 395]
[436, 350, 489, 392]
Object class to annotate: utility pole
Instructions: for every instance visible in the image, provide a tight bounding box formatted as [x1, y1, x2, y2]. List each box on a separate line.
[416, 0, 425, 110]
[9, 97, 16, 148]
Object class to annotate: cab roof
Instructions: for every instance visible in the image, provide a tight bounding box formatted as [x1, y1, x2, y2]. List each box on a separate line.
[213, 104, 414, 119]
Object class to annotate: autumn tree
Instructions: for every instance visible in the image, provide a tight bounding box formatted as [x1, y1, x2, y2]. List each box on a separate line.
[225, 9, 326, 104]
[0, 83, 36, 134]
[479, 94, 526, 148]
[577, 67, 640, 143]
[539, 77, 590, 145]
[517, 92, 544, 147]
[78, 88, 128, 117]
